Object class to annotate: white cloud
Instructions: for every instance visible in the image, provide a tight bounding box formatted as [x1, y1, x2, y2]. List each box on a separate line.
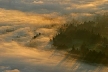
[33, 1, 43, 4]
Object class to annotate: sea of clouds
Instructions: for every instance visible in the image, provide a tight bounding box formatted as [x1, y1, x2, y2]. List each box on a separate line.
[0, 0, 108, 72]
[0, 23, 108, 72]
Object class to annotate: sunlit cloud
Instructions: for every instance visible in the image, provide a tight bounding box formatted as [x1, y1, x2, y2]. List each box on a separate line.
[0, 0, 108, 72]
[4, 69, 20, 72]
[0, 41, 107, 72]
[33, 1, 43, 4]
[0, 8, 66, 25]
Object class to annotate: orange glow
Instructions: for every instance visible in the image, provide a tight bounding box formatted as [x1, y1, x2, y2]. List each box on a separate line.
[0, 8, 66, 25]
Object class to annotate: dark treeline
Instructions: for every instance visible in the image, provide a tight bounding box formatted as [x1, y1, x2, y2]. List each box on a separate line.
[52, 14, 108, 65]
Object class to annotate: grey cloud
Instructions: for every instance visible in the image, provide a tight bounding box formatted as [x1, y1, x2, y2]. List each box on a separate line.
[97, 3, 108, 10]
[0, 0, 108, 18]
[0, 0, 64, 14]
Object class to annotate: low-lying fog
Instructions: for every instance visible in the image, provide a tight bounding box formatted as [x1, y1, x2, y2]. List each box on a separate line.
[0, 23, 108, 72]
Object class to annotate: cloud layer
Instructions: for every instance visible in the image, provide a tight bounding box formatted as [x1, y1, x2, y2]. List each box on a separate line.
[0, 0, 107, 22]
[0, 16, 108, 72]
[0, 8, 66, 25]
[0, 19, 108, 72]
[0, 38, 108, 72]
[0, 0, 108, 15]
[0, 0, 108, 72]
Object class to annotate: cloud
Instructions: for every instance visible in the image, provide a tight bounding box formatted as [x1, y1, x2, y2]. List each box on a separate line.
[0, 0, 107, 16]
[0, 40, 68, 72]
[0, 1, 108, 72]
[0, 40, 107, 72]
[0, 8, 108, 72]
[0, 0, 63, 14]
[33, 1, 43, 4]
[4, 69, 20, 72]
[0, 8, 66, 25]
[0, 0, 107, 22]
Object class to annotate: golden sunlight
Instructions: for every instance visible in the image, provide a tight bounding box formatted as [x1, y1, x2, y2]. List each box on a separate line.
[0, 8, 66, 25]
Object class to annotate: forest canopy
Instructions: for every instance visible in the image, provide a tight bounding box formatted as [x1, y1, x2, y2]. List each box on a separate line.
[52, 13, 108, 64]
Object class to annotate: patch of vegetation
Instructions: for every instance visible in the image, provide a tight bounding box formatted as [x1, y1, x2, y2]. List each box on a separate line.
[52, 13, 108, 65]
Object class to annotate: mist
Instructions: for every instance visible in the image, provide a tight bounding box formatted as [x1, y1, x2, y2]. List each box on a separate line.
[0, 19, 108, 72]
[0, 0, 108, 72]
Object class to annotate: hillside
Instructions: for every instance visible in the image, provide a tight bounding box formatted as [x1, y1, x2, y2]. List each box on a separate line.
[52, 14, 108, 64]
